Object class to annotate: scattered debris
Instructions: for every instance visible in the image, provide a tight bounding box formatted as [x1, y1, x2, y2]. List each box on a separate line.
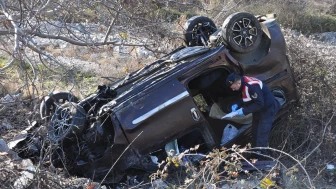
[7, 121, 42, 159]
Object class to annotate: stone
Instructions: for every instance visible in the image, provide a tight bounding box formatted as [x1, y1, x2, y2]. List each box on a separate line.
[90, 54, 100, 60]
[149, 179, 168, 189]
[1, 118, 13, 130]
[0, 138, 9, 152]
[314, 32, 336, 46]
[13, 171, 34, 189]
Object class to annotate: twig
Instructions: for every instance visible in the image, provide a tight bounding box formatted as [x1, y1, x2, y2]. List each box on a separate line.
[247, 147, 314, 188]
[213, 0, 243, 22]
[103, 11, 120, 43]
[299, 112, 334, 163]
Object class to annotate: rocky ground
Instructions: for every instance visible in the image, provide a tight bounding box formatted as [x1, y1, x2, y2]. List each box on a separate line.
[0, 29, 336, 188]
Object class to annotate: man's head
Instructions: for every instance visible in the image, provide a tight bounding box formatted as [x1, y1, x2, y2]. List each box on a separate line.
[226, 73, 241, 91]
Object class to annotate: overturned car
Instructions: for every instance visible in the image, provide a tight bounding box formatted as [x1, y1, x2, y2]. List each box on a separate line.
[39, 12, 299, 183]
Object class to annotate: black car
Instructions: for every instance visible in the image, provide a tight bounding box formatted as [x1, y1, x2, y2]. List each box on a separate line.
[39, 12, 299, 183]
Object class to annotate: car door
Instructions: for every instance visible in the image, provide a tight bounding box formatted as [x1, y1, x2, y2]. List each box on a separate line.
[115, 78, 215, 155]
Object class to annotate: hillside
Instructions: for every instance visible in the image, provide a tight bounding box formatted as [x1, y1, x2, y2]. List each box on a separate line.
[0, 0, 336, 188]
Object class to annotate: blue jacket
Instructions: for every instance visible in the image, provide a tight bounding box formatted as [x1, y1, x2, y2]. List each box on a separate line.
[240, 76, 278, 119]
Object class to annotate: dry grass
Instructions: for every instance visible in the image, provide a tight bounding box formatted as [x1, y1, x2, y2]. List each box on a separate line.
[204, 0, 336, 34]
[269, 29, 336, 187]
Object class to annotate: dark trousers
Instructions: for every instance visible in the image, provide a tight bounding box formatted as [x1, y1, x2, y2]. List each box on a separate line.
[251, 116, 274, 154]
[251, 100, 280, 156]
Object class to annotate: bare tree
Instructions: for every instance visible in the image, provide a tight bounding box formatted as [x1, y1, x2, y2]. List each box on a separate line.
[0, 0, 207, 71]
[0, 1, 214, 85]
[0, 0, 213, 117]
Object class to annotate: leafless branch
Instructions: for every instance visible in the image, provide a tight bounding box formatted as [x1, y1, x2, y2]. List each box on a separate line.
[299, 112, 335, 163]
[104, 11, 120, 43]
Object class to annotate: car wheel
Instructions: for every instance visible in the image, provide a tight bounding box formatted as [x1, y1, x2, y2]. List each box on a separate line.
[49, 102, 86, 143]
[40, 91, 79, 121]
[222, 12, 262, 53]
[184, 16, 217, 46]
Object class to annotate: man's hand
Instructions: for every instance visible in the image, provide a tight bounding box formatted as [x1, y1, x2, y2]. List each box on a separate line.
[236, 108, 244, 115]
[231, 104, 238, 112]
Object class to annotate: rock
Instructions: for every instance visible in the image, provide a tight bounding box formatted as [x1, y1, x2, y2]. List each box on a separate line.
[119, 46, 131, 54]
[69, 178, 91, 188]
[74, 23, 89, 34]
[20, 159, 36, 172]
[90, 54, 100, 60]
[112, 46, 120, 55]
[0, 138, 9, 152]
[13, 171, 34, 189]
[59, 42, 68, 49]
[52, 42, 60, 48]
[219, 179, 260, 188]
[101, 51, 113, 58]
[150, 179, 168, 189]
[32, 38, 49, 48]
[1, 118, 13, 130]
[78, 47, 89, 55]
[313, 32, 336, 46]
[135, 47, 154, 58]
[0, 94, 21, 103]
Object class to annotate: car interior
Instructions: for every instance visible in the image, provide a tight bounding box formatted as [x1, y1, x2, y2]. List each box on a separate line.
[187, 67, 253, 146]
[153, 66, 288, 166]
[186, 66, 287, 146]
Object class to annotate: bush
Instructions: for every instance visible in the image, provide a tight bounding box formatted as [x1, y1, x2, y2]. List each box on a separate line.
[269, 29, 336, 182]
[202, 0, 336, 35]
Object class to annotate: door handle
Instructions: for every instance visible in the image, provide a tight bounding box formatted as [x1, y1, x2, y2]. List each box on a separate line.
[191, 108, 200, 121]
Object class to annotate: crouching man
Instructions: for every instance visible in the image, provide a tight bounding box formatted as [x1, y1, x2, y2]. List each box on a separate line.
[225, 73, 281, 158]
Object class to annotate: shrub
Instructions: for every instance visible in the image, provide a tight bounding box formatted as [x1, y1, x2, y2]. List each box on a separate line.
[203, 0, 336, 35]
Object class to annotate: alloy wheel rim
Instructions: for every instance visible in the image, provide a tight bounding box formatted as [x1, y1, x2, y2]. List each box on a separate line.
[52, 107, 73, 141]
[231, 18, 258, 48]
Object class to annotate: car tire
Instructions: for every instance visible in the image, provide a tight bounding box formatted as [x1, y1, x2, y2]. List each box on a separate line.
[49, 102, 86, 143]
[40, 91, 79, 121]
[222, 12, 262, 53]
[184, 16, 217, 46]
